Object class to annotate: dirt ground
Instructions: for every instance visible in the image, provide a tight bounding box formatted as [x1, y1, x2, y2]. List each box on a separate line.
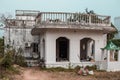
[13, 67, 120, 80]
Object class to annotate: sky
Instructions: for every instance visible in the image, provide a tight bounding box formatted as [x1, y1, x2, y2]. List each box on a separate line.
[0, 0, 120, 37]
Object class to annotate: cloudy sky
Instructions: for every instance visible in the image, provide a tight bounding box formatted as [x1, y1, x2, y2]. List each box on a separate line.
[0, 0, 120, 37]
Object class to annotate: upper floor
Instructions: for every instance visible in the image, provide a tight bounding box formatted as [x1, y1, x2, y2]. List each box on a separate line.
[6, 10, 40, 27]
[5, 10, 116, 34]
[35, 12, 111, 27]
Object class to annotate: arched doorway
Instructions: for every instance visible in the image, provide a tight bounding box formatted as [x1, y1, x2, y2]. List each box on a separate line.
[56, 37, 69, 62]
[80, 38, 95, 61]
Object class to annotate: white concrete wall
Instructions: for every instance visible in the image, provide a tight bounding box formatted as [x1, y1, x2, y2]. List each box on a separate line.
[44, 29, 106, 68]
[39, 33, 46, 59]
[107, 62, 120, 71]
[4, 27, 39, 57]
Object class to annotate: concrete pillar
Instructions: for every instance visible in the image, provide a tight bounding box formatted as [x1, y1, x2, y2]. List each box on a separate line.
[101, 50, 104, 61]
[89, 15, 91, 25]
[106, 50, 110, 71]
[118, 50, 120, 62]
[112, 50, 115, 60]
[107, 50, 110, 62]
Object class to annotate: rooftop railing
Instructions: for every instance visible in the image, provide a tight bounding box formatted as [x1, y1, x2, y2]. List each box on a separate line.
[36, 12, 111, 26]
[7, 11, 111, 28]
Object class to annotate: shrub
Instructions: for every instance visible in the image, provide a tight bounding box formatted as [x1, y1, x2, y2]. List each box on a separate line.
[74, 65, 81, 72]
[0, 50, 14, 69]
[0, 37, 4, 55]
[14, 55, 27, 67]
[85, 65, 97, 71]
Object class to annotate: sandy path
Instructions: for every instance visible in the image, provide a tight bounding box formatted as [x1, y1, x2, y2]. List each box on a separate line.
[15, 67, 81, 80]
[21, 68, 49, 80]
[14, 67, 94, 80]
[15, 68, 92, 80]
[14, 67, 120, 80]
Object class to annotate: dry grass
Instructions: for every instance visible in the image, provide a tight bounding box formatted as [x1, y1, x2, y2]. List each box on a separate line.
[13, 67, 120, 80]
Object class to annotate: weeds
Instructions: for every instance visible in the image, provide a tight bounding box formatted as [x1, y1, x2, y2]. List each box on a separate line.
[0, 49, 25, 80]
[41, 66, 82, 72]
[85, 65, 97, 71]
[41, 67, 74, 72]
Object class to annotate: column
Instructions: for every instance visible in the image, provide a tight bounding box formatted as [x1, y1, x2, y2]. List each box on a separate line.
[118, 50, 120, 62]
[106, 50, 110, 71]
[89, 15, 91, 25]
[107, 50, 110, 62]
[112, 50, 115, 61]
[101, 50, 104, 61]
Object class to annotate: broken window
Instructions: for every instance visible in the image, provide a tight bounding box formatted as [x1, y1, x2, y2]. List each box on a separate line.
[32, 43, 38, 53]
[56, 37, 69, 62]
[80, 38, 95, 61]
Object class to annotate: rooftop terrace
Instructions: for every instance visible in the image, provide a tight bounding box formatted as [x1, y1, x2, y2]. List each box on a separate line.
[35, 12, 111, 27]
[6, 10, 113, 31]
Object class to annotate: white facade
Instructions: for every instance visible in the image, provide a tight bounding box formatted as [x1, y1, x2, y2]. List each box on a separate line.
[97, 50, 120, 72]
[4, 28, 39, 57]
[39, 29, 107, 68]
[4, 10, 116, 68]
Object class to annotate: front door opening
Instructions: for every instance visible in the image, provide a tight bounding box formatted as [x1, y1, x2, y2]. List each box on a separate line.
[56, 37, 69, 62]
[80, 38, 95, 61]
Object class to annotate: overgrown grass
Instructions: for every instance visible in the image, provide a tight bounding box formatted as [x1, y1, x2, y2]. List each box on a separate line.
[40, 65, 94, 72]
[86, 65, 97, 71]
[41, 67, 74, 72]
[94, 71, 120, 80]
[40, 65, 97, 73]
[0, 65, 20, 80]
[0, 49, 26, 80]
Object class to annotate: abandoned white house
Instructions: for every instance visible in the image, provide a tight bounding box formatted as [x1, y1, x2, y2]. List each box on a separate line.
[4, 10, 116, 69]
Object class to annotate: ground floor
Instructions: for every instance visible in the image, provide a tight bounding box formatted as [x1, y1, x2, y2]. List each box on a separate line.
[37, 29, 106, 68]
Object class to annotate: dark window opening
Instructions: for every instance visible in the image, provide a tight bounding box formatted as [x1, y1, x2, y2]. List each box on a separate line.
[56, 37, 69, 62]
[32, 43, 38, 53]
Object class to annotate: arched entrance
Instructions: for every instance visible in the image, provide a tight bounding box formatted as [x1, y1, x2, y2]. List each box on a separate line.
[80, 38, 95, 61]
[56, 37, 69, 62]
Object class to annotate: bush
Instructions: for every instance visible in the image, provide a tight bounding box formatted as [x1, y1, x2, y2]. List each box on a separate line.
[85, 65, 97, 71]
[14, 55, 27, 67]
[0, 37, 4, 58]
[0, 50, 14, 69]
[74, 65, 81, 72]
[0, 48, 27, 69]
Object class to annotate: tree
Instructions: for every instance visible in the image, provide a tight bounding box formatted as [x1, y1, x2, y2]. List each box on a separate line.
[0, 37, 4, 58]
[107, 23, 118, 41]
[85, 8, 95, 14]
[0, 13, 12, 25]
[0, 13, 12, 45]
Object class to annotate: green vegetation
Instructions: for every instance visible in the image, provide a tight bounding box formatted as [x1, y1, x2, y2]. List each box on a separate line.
[41, 66, 81, 72]
[0, 50, 14, 69]
[0, 37, 4, 58]
[14, 47, 27, 67]
[111, 39, 120, 47]
[41, 67, 74, 72]
[0, 37, 26, 80]
[0, 49, 20, 80]
[86, 65, 97, 71]
[40, 65, 97, 73]
[107, 23, 118, 41]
